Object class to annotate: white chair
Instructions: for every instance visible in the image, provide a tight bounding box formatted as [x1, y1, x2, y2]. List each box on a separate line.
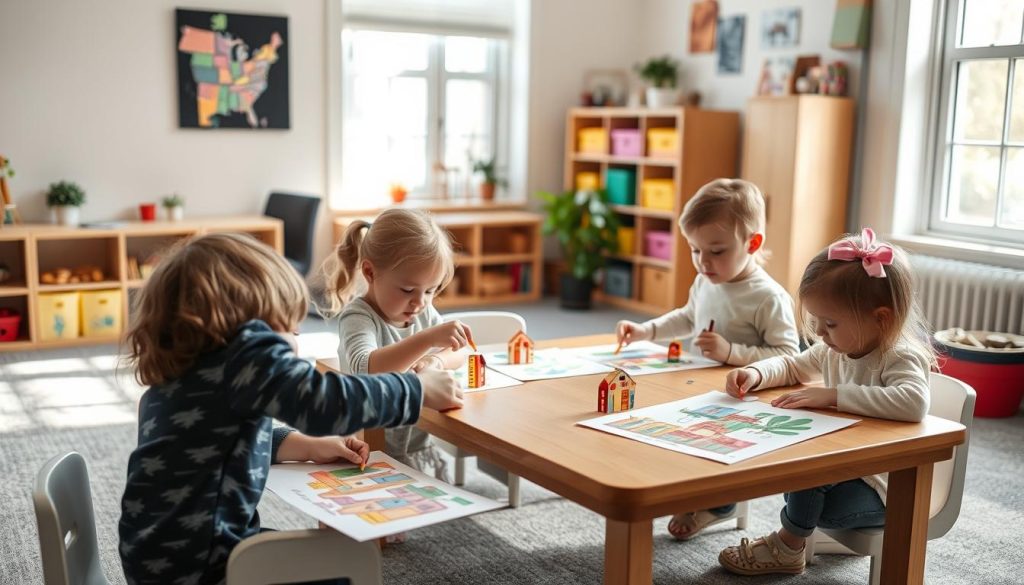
[439, 310, 526, 507]
[33, 451, 113, 585]
[804, 372, 976, 584]
[227, 528, 382, 585]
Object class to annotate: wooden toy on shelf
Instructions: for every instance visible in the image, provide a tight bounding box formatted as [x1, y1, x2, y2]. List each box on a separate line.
[507, 329, 534, 364]
[467, 354, 486, 389]
[598, 368, 637, 413]
[667, 340, 682, 363]
[40, 266, 105, 285]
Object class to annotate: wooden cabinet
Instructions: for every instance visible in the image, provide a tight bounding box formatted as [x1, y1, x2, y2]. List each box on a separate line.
[564, 107, 740, 315]
[742, 95, 856, 297]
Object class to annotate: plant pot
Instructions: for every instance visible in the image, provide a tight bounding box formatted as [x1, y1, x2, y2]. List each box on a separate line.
[480, 182, 496, 201]
[50, 205, 80, 227]
[559, 273, 594, 310]
[139, 203, 157, 222]
[645, 87, 680, 108]
[165, 206, 184, 221]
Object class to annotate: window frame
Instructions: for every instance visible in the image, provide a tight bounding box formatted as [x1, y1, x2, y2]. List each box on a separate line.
[927, 0, 1024, 246]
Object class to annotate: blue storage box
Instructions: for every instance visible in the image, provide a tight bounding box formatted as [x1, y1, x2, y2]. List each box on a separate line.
[606, 168, 636, 205]
[604, 264, 633, 298]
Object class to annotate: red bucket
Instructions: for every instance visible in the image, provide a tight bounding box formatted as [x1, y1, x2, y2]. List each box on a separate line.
[0, 308, 21, 342]
[934, 329, 1024, 418]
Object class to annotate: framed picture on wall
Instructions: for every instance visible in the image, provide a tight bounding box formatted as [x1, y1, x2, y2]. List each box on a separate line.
[690, 0, 719, 53]
[176, 8, 290, 129]
[716, 15, 745, 74]
[761, 7, 801, 49]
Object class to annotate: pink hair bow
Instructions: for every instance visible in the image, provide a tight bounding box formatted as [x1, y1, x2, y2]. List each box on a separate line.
[827, 228, 894, 278]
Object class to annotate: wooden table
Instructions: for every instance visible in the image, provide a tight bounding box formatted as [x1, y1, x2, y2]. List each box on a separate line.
[316, 334, 965, 585]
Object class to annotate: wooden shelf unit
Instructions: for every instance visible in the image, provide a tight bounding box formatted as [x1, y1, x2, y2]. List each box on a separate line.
[564, 106, 740, 315]
[0, 216, 282, 352]
[332, 210, 543, 308]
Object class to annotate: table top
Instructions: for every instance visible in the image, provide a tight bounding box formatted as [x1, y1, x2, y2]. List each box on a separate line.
[318, 334, 966, 521]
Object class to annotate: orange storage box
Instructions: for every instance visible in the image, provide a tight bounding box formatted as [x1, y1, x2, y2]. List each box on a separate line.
[577, 128, 608, 154]
[80, 289, 123, 337]
[576, 171, 600, 191]
[641, 179, 676, 211]
[38, 291, 81, 341]
[647, 128, 679, 157]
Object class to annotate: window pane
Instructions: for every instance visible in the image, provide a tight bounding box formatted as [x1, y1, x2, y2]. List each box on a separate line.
[960, 0, 1024, 48]
[350, 30, 430, 73]
[1000, 147, 1024, 228]
[952, 59, 1009, 142]
[946, 145, 1000, 226]
[1011, 59, 1024, 142]
[444, 79, 491, 168]
[445, 36, 489, 73]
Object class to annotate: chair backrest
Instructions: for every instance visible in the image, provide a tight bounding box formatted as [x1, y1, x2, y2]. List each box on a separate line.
[227, 528, 382, 585]
[926, 372, 976, 540]
[442, 311, 527, 345]
[263, 192, 321, 276]
[33, 451, 111, 585]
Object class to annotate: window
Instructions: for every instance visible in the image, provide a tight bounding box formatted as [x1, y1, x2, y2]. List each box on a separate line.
[931, 0, 1024, 245]
[337, 28, 506, 209]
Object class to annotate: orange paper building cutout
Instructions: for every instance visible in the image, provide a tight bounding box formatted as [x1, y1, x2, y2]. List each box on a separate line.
[467, 354, 486, 388]
[598, 368, 637, 413]
[507, 330, 534, 364]
[667, 340, 682, 363]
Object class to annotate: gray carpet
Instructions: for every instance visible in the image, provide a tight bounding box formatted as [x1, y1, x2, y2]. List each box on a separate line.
[2, 300, 1021, 584]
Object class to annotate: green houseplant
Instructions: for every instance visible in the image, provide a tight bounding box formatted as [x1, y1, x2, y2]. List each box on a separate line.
[472, 157, 506, 201]
[161, 193, 185, 221]
[539, 188, 620, 309]
[635, 55, 680, 107]
[46, 181, 86, 227]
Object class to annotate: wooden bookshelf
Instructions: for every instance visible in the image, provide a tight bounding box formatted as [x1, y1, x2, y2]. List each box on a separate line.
[564, 106, 740, 315]
[0, 216, 282, 352]
[333, 210, 543, 308]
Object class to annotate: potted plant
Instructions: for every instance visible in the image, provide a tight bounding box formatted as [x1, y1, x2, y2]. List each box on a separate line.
[161, 193, 185, 221]
[539, 188, 620, 310]
[635, 55, 680, 107]
[46, 180, 86, 227]
[472, 157, 506, 201]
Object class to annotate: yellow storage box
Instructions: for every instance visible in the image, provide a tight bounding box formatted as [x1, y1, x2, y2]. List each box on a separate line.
[576, 171, 600, 191]
[641, 179, 676, 211]
[617, 227, 636, 255]
[647, 128, 679, 157]
[38, 291, 81, 341]
[577, 127, 608, 154]
[80, 289, 123, 338]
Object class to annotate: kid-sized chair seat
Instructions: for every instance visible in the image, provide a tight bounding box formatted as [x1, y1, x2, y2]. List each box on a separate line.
[804, 372, 976, 584]
[227, 528, 382, 585]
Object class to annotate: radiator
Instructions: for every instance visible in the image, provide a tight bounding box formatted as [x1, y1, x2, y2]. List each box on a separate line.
[912, 255, 1024, 335]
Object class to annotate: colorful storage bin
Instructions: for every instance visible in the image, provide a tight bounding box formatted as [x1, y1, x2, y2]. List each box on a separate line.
[606, 168, 636, 205]
[38, 291, 80, 341]
[80, 289, 123, 337]
[644, 231, 673, 260]
[617, 227, 636, 255]
[575, 171, 600, 191]
[647, 128, 679, 157]
[640, 266, 670, 308]
[577, 127, 608, 154]
[604, 264, 633, 298]
[610, 129, 643, 157]
[641, 179, 676, 211]
[0, 308, 21, 342]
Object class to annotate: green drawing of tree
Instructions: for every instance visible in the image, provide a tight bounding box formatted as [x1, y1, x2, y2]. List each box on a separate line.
[755, 415, 813, 436]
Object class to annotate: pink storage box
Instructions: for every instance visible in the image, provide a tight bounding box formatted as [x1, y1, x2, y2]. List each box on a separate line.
[610, 129, 643, 157]
[644, 231, 672, 260]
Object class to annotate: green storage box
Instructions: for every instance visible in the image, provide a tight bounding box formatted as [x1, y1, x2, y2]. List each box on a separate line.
[606, 168, 636, 205]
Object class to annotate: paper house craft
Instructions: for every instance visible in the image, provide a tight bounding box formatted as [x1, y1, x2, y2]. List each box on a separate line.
[507, 330, 534, 364]
[667, 340, 682, 363]
[467, 354, 486, 389]
[598, 368, 637, 413]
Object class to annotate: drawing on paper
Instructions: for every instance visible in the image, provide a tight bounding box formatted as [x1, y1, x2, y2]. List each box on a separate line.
[571, 341, 719, 376]
[452, 359, 521, 392]
[484, 348, 612, 381]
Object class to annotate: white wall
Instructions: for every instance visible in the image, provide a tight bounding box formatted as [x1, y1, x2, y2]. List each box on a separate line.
[0, 0, 326, 223]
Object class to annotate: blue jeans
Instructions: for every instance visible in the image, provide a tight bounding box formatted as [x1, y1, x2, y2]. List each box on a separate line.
[780, 479, 886, 538]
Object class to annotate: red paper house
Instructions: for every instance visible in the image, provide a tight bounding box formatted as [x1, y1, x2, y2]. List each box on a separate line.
[467, 354, 486, 389]
[598, 368, 637, 413]
[507, 330, 534, 364]
[667, 340, 682, 363]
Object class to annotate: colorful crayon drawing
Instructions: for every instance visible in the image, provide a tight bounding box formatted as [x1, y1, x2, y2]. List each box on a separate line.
[484, 348, 612, 381]
[578, 391, 859, 464]
[570, 341, 719, 376]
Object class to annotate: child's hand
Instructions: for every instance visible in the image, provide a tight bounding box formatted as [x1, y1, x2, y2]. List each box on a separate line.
[771, 387, 838, 410]
[427, 321, 475, 351]
[725, 367, 761, 398]
[616, 320, 650, 345]
[694, 330, 730, 362]
[411, 354, 445, 373]
[417, 368, 463, 411]
[295, 434, 368, 465]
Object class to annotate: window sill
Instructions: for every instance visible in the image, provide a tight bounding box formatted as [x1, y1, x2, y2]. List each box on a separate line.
[892, 234, 1024, 270]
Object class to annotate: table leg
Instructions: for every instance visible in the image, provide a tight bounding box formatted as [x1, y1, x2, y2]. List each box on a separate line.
[880, 463, 933, 585]
[360, 428, 386, 452]
[604, 518, 653, 585]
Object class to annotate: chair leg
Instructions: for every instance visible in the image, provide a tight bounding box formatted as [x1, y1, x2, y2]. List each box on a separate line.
[804, 530, 817, 565]
[507, 474, 521, 508]
[869, 553, 881, 585]
[454, 456, 466, 486]
[735, 500, 750, 530]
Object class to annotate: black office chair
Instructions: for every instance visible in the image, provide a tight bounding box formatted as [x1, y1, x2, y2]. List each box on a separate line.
[263, 192, 320, 277]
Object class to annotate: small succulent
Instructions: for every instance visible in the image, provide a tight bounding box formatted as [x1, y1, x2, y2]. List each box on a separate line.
[161, 193, 185, 208]
[46, 181, 86, 207]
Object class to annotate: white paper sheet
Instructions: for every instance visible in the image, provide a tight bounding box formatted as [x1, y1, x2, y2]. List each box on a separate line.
[577, 391, 859, 464]
[266, 452, 504, 541]
[483, 347, 613, 381]
[453, 359, 522, 392]
[569, 340, 721, 376]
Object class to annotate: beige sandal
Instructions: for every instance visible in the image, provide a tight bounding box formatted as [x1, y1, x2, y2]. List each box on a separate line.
[667, 508, 736, 541]
[718, 531, 805, 576]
